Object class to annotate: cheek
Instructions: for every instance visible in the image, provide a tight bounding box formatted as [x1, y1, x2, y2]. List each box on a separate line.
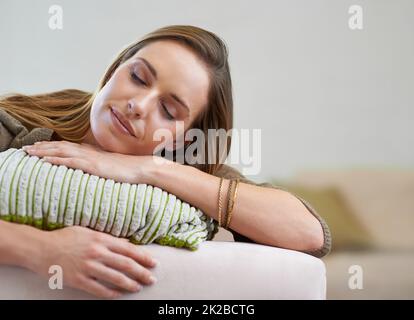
[89, 76, 128, 141]
[146, 123, 178, 151]
[89, 95, 121, 152]
[89, 97, 104, 136]
[90, 86, 114, 123]
[88, 112, 112, 152]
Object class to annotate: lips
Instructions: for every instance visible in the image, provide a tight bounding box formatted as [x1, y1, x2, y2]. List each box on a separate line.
[110, 107, 136, 137]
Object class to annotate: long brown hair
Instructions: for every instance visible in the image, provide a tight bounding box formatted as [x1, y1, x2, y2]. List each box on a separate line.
[0, 25, 233, 175]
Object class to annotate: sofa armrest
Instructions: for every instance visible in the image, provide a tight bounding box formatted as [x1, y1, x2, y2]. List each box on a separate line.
[0, 241, 326, 299]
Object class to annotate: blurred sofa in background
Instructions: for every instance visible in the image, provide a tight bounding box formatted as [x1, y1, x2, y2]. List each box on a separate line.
[274, 168, 414, 299]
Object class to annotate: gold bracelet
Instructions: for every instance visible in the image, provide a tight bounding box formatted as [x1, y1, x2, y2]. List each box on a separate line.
[225, 178, 240, 229]
[217, 177, 224, 227]
[224, 179, 236, 230]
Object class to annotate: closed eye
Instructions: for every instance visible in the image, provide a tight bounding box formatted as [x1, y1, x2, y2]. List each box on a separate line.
[131, 72, 147, 86]
[161, 102, 175, 120]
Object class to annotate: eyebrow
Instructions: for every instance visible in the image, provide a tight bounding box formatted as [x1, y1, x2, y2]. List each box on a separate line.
[138, 57, 190, 113]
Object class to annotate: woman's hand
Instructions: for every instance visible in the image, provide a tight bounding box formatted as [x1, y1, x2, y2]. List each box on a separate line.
[22, 141, 172, 185]
[32, 226, 159, 299]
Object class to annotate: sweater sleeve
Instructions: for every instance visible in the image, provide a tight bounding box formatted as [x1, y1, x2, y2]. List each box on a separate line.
[0, 108, 54, 152]
[213, 164, 332, 258]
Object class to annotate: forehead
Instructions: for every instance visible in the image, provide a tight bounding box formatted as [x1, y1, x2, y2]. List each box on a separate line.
[132, 41, 210, 117]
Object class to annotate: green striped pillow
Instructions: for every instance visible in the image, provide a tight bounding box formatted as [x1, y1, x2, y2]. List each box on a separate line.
[0, 148, 218, 250]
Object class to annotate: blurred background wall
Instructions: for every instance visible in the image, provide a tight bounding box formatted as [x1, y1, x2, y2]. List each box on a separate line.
[1, 0, 413, 299]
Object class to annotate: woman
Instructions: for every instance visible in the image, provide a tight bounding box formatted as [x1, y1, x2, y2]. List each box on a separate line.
[0, 25, 331, 298]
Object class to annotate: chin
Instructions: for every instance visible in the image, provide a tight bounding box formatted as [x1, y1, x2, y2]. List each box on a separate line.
[94, 129, 153, 155]
[103, 141, 139, 156]
[90, 132, 118, 153]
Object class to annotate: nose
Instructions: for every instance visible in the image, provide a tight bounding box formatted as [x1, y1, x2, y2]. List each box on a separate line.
[127, 99, 144, 118]
[127, 100, 139, 117]
[127, 91, 157, 118]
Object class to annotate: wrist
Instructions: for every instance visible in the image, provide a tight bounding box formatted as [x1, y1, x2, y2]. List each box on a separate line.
[0, 221, 48, 273]
[142, 155, 180, 185]
[19, 227, 48, 274]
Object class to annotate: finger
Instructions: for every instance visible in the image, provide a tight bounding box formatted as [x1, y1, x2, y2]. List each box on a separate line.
[22, 147, 60, 160]
[79, 275, 123, 299]
[42, 157, 89, 172]
[87, 262, 142, 293]
[106, 238, 158, 268]
[32, 140, 72, 149]
[22, 145, 59, 154]
[41, 156, 75, 165]
[28, 141, 79, 153]
[32, 142, 59, 149]
[102, 251, 157, 286]
[30, 141, 67, 150]
[35, 140, 74, 146]
[23, 145, 69, 158]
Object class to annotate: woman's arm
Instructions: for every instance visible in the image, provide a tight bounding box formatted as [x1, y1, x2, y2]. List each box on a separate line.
[16, 141, 326, 254]
[0, 219, 45, 270]
[0, 220, 158, 298]
[143, 162, 325, 253]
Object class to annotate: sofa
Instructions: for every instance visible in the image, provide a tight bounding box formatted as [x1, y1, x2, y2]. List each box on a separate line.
[0, 229, 327, 299]
[288, 168, 414, 299]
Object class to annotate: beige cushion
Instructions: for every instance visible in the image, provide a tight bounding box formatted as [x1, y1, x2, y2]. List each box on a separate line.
[271, 182, 373, 252]
[292, 169, 414, 250]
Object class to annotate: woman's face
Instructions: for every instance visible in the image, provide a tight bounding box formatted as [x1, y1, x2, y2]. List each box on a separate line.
[87, 40, 210, 155]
